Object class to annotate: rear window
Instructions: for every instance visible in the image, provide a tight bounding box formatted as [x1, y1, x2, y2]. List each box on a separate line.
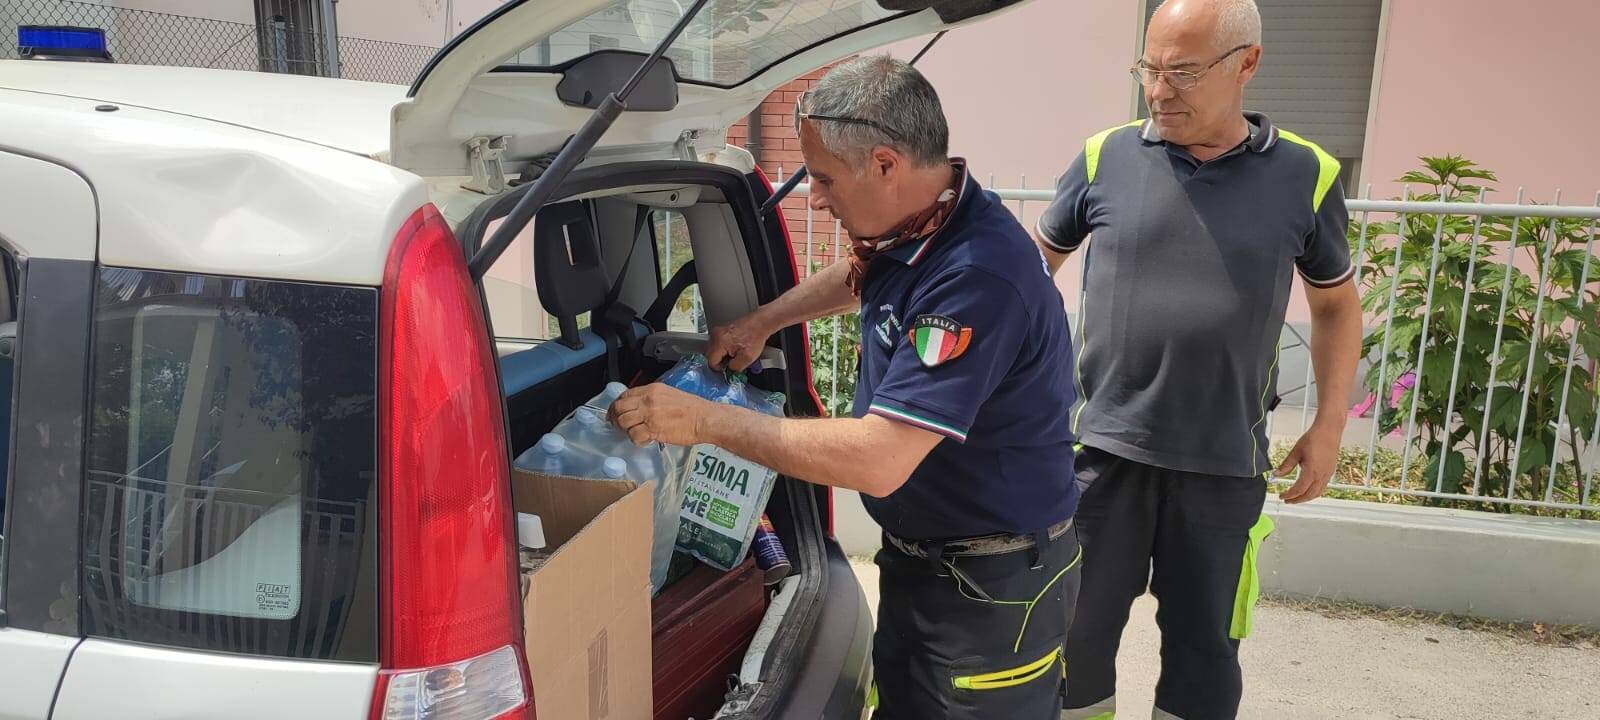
[81, 268, 379, 662]
[502, 0, 904, 87]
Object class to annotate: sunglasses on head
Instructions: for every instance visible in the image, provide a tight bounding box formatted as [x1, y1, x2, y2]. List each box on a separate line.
[793, 90, 906, 142]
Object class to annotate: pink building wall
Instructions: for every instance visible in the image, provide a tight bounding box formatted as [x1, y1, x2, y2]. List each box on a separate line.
[878, 0, 1143, 310]
[1360, 0, 1600, 204]
[882, 1, 1140, 199]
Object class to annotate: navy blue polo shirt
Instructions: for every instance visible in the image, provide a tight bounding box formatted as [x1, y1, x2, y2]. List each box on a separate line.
[854, 169, 1079, 541]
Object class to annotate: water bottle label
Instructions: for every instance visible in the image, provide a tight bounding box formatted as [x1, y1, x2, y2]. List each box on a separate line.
[675, 443, 778, 569]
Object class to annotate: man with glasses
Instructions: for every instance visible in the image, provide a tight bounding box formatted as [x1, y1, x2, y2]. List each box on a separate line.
[610, 55, 1081, 718]
[1033, 1, 1364, 718]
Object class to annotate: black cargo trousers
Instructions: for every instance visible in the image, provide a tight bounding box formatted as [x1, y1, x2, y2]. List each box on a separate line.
[871, 518, 1082, 719]
[1062, 446, 1275, 720]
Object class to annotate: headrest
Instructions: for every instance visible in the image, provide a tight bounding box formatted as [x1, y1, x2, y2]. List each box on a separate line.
[533, 201, 606, 349]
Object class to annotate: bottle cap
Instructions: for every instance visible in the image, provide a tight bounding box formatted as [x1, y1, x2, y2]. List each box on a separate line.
[604, 382, 628, 400]
[538, 433, 565, 453]
[603, 457, 627, 479]
[517, 513, 546, 550]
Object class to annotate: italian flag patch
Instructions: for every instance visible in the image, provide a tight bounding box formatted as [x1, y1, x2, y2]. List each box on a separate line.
[908, 314, 972, 367]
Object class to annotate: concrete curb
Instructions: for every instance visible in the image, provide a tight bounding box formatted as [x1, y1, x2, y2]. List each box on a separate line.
[830, 490, 1600, 627]
[1260, 496, 1600, 626]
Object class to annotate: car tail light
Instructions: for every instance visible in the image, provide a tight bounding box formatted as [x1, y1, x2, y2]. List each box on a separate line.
[373, 205, 532, 719]
[753, 167, 834, 536]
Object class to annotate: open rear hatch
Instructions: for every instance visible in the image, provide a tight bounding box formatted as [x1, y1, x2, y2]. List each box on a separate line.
[397, 1, 1041, 717]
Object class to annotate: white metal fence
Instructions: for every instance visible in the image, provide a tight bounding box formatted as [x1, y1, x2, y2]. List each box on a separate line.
[776, 169, 1600, 516]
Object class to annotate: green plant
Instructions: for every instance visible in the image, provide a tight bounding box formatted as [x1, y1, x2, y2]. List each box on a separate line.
[1353, 156, 1600, 510]
[807, 307, 860, 418]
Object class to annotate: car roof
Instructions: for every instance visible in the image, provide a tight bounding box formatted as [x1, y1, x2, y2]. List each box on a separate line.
[0, 60, 402, 157]
[0, 71, 428, 286]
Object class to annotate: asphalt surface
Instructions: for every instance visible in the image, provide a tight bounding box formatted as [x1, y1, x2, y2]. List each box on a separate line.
[851, 560, 1599, 719]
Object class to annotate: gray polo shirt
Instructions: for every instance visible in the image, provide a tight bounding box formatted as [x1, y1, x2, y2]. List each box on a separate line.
[1038, 111, 1351, 478]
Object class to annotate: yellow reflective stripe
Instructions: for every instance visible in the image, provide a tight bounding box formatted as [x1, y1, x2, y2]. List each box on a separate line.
[1084, 120, 1143, 184]
[1229, 513, 1276, 640]
[1275, 128, 1341, 212]
[1071, 118, 1137, 431]
[1249, 340, 1282, 477]
[866, 683, 879, 709]
[1013, 543, 1083, 652]
[1084, 714, 1116, 720]
[952, 647, 1061, 691]
[1011, 547, 1088, 652]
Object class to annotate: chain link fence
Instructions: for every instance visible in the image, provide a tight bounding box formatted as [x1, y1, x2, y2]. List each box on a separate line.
[1, 0, 437, 85]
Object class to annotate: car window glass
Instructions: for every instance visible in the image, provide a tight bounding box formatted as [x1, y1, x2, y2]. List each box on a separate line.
[655, 210, 705, 333]
[501, 0, 903, 88]
[81, 268, 378, 661]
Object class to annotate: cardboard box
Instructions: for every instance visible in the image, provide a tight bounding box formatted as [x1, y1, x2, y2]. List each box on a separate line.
[513, 468, 653, 720]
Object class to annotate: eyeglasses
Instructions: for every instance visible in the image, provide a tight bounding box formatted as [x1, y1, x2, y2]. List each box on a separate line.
[1130, 44, 1253, 90]
[793, 90, 905, 142]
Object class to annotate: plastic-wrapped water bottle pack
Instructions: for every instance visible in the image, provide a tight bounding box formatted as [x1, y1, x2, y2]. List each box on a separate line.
[515, 381, 678, 594]
[658, 355, 786, 572]
[513, 354, 787, 591]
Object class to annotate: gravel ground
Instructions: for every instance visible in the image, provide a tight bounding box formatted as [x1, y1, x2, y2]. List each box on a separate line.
[850, 560, 1599, 719]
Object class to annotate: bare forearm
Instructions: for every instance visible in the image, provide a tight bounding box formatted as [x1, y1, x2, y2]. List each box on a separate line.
[697, 404, 926, 497]
[751, 259, 857, 332]
[1310, 287, 1363, 428]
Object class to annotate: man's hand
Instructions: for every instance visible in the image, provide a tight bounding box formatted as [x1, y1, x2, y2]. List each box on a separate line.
[609, 384, 719, 447]
[706, 314, 771, 372]
[1275, 422, 1342, 503]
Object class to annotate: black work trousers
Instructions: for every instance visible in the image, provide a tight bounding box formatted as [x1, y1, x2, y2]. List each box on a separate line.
[1062, 447, 1274, 720]
[872, 523, 1082, 719]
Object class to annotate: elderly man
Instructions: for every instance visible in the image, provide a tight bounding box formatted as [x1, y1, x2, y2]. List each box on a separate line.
[612, 55, 1081, 718]
[1034, 1, 1364, 719]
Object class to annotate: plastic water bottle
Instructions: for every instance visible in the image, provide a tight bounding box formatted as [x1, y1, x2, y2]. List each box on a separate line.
[661, 354, 714, 398]
[515, 433, 568, 475]
[564, 407, 613, 473]
[602, 456, 627, 480]
[599, 381, 627, 409]
[626, 442, 686, 597]
[629, 442, 667, 483]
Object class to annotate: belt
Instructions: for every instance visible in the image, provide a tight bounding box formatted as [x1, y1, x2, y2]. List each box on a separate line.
[885, 517, 1074, 561]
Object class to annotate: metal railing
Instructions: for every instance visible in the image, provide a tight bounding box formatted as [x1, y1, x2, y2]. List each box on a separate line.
[775, 169, 1600, 516]
[1, 0, 437, 85]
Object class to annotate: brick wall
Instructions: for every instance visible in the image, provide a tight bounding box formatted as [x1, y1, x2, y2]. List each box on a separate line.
[726, 65, 845, 279]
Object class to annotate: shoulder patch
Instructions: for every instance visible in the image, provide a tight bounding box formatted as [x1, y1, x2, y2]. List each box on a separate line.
[1275, 128, 1342, 212]
[1084, 120, 1145, 185]
[907, 314, 972, 368]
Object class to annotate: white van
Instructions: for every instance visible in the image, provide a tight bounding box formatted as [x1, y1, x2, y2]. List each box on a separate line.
[0, 2, 1035, 718]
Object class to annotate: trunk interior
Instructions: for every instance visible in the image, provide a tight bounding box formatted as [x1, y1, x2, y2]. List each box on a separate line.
[450, 160, 833, 719]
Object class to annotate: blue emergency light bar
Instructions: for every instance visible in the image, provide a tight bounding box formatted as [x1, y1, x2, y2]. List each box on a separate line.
[18, 25, 113, 62]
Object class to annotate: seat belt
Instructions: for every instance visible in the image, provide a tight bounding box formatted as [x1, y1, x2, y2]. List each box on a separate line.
[593, 207, 652, 381]
[645, 260, 697, 332]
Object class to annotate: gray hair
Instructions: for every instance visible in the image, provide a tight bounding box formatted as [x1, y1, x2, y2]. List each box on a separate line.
[1155, 0, 1262, 54]
[802, 55, 949, 169]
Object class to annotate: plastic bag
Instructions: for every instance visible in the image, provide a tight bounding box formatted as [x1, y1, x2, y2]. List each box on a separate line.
[660, 354, 787, 571]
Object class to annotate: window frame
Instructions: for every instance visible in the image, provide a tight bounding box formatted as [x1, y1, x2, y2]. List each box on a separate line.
[0, 250, 18, 622]
[0, 254, 94, 635]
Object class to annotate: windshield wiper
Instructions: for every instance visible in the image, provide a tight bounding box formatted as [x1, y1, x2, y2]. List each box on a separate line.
[468, 0, 712, 279]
